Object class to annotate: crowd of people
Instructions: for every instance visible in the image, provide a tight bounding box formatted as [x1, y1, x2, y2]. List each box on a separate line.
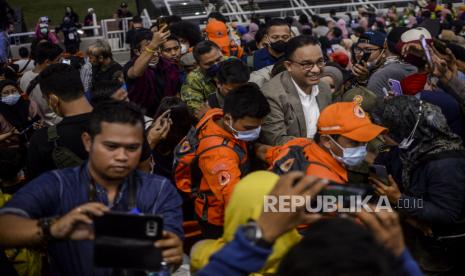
[1, 0, 465, 275]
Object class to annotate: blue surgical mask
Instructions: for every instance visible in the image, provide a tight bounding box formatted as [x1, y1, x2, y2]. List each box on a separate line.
[1, 93, 21, 106]
[206, 62, 221, 78]
[228, 120, 261, 142]
[327, 136, 367, 166]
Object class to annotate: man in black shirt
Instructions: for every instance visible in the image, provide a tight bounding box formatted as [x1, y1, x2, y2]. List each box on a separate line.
[88, 40, 123, 86]
[27, 63, 151, 180]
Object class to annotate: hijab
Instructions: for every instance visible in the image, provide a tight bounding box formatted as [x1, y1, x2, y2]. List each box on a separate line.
[379, 96, 463, 187]
[190, 171, 301, 275]
[0, 80, 32, 131]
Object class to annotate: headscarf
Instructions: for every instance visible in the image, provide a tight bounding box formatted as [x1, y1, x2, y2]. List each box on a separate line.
[242, 23, 259, 43]
[321, 66, 344, 92]
[378, 96, 463, 188]
[190, 171, 301, 275]
[0, 80, 31, 131]
[336, 18, 349, 38]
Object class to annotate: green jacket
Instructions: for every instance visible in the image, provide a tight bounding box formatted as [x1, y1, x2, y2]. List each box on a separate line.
[181, 68, 217, 113]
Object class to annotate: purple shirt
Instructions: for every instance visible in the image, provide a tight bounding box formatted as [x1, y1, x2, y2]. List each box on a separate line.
[123, 57, 181, 117]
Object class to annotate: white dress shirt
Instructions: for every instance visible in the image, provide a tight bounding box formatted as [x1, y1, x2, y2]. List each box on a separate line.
[291, 78, 320, 138]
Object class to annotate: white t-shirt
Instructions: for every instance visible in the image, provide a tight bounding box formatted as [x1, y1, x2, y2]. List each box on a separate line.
[20, 70, 62, 126]
[292, 78, 320, 139]
[14, 59, 35, 73]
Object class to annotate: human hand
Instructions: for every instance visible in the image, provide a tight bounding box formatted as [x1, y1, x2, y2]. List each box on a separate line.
[148, 25, 171, 50]
[257, 172, 328, 243]
[154, 231, 183, 267]
[254, 143, 272, 162]
[33, 120, 45, 130]
[50, 203, 109, 240]
[431, 45, 457, 83]
[147, 110, 172, 149]
[354, 205, 405, 256]
[369, 175, 401, 204]
[352, 61, 369, 82]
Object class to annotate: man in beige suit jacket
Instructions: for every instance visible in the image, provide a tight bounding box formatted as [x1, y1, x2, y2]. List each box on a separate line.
[260, 36, 332, 146]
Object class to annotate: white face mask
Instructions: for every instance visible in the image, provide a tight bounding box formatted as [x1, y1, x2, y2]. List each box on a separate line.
[327, 135, 367, 166]
[1, 93, 21, 106]
[228, 119, 261, 142]
[180, 44, 189, 55]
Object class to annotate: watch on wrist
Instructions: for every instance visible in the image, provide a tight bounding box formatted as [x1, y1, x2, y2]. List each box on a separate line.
[242, 220, 273, 249]
[37, 217, 58, 243]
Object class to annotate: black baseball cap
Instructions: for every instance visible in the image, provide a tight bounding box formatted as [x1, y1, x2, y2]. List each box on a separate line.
[120, 2, 128, 8]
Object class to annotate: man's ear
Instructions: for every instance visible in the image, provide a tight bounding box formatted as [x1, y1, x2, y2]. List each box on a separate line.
[82, 132, 92, 153]
[48, 94, 59, 109]
[284, 60, 292, 72]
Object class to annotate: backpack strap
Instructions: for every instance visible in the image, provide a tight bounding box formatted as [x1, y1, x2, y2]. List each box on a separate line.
[191, 136, 249, 222]
[26, 76, 40, 96]
[47, 125, 83, 168]
[18, 59, 32, 74]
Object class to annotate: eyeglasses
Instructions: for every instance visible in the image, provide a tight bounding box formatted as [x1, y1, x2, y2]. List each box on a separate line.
[288, 59, 326, 71]
[354, 47, 381, 55]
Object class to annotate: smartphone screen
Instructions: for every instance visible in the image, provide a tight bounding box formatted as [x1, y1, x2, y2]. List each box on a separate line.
[420, 35, 434, 69]
[388, 79, 403, 96]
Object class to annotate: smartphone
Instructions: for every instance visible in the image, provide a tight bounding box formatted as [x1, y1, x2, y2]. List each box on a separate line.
[388, 78, 403, 96]
[94, 212, 164, 270]
[62, 59, 71, 65]
[358, 52, 371, 65]
[420, 35, 434, 69]
[369, 164, 389, 185]
[309, 182, 373, 210]
[156, 16, 168, 31]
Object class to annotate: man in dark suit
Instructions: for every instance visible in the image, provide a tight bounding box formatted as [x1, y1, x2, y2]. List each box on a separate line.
[260, 35, 332, 146]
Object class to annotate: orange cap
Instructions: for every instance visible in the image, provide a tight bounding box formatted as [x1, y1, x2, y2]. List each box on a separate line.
[317, 102, 387, 142]
[205, 20, 230, 48]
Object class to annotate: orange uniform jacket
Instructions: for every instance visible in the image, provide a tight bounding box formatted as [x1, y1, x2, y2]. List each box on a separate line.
[266, 138, 348, 184]
[196, 109, 249, 226]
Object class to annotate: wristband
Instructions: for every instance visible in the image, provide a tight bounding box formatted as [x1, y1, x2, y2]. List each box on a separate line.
[145, 47, 156, 54]
[37, 217, 58, 243]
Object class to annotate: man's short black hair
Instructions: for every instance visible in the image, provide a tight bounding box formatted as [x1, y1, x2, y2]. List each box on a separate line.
[285, 35, 321, 60]
[130, 29, 152, 50]
[265, 18, 290, 34]
[216, 59, 250, 85]
[387, 27, 408, 55]
[35, 42, 63, 64]
[132, 15, 142, 23]
[18, 47, 29, 58]
[208, 12, 227, 23]
[91, 80, 122, 105]
[87, 101, 145, 139]
[193, 40, 220, 63]
[223, 83, 270, 120]
[161, 35, 180, 49]
[278, 219, 401, 276]
[39, 63, 83, 102]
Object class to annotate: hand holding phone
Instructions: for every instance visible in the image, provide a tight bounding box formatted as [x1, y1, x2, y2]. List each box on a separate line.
[420, 35, 434, 69]
[369, 164, 389, 185]
[388, 79, 403, 96]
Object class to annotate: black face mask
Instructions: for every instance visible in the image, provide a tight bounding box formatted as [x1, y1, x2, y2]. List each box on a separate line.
[269, 40, 287, 53]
